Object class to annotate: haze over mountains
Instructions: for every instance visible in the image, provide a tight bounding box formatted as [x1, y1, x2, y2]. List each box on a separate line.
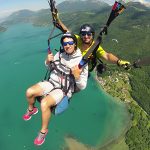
[0, 0, 149, 27]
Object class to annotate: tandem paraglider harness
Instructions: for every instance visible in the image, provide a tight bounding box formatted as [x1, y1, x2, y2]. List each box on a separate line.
[48, 0, 126, 75]
[36, 0, 75, 115]
[37, 50, 78, 115]
[36, 0, 127, 115]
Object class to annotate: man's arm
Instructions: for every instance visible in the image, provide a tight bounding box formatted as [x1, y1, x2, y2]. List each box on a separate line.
[52, 12, 69, 33]
[102, 52, 119, 64]
[57, 18, 69, 33]
[101, 52, 131, 69]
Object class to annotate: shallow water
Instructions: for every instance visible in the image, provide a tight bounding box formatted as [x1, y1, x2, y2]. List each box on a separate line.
[0, 23, 130, 149]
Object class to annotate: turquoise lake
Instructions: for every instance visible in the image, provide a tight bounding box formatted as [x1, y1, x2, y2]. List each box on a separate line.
[0, 23, 130, 150]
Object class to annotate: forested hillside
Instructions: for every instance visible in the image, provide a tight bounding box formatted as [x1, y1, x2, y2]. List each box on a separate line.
[57, 0, 109, 12]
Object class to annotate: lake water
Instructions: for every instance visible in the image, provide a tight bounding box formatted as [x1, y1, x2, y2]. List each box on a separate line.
[0, 23, 130, 150]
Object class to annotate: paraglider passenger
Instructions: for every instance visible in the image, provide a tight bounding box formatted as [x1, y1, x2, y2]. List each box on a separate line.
[23, 32, 88, 146]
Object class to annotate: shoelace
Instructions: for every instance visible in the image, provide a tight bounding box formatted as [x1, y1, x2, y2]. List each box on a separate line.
[37, 132, 46, 141]
[25, 109, 33, 116]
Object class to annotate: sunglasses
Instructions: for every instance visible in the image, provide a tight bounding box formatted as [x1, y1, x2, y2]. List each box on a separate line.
[62, 41, 74, 46]
[81, 32, 92, 36]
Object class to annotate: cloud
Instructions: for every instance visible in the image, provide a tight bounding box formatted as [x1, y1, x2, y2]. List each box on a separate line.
[0, 10, 15, 18]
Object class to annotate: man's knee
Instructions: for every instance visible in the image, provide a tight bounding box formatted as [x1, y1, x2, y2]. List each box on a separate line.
[26, 84, 42, 98]
[26, 87, 34, 98]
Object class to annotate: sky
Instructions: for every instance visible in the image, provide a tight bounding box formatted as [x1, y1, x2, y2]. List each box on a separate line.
[0, 0, 64, 19]
[0, 0, 150, 19]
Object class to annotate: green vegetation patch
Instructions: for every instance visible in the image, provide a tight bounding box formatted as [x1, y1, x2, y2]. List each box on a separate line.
[98, 69, 150, 150]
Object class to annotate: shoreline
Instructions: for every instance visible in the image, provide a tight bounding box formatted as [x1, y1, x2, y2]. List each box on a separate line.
[63, 72, 131, 150]
[64, 111, 131, 150]
[94, 70, 150, 150]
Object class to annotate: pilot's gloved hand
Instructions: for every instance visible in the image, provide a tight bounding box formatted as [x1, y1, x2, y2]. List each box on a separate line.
[100, 25, 108, 35]
[117, 59, 131, 70]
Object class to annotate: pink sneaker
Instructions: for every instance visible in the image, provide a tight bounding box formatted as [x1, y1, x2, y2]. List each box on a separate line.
[34, 129, 48, 146]
[23, 107, 38, 121]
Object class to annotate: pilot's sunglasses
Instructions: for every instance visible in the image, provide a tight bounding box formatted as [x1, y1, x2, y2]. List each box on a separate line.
[62, 41, 74, 46]
[81, 32, 92, 36]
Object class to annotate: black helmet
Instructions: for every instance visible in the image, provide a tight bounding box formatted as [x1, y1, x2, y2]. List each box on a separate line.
[79, 24, 95, 35]
[60, 32, 77, 47]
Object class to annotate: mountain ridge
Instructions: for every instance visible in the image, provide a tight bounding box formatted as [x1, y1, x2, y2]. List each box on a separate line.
[57, 0, 109, 12]
[1, 1, 149, 27]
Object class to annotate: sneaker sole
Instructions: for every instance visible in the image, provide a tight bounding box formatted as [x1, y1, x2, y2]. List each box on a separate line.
[34, 130, 48, 146]
[34, 138, 45, 146]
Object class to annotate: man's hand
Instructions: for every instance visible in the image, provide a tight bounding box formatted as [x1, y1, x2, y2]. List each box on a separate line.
[100, 25, 108, 35]
[117, 59, 131, 70]
[46, 53, 54, 64]
[71, 65, 82, 80]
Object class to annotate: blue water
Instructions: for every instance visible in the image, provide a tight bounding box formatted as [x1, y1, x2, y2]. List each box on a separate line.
[0, 23, 130, 150]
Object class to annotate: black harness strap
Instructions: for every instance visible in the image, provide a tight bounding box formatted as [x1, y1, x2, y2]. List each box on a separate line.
[88, 49, 97, 72]
[45, 57, 76, 95]
[48, 0, 66, 33]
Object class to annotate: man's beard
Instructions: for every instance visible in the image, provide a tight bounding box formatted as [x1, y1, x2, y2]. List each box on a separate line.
[82, 40, 92, 45]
